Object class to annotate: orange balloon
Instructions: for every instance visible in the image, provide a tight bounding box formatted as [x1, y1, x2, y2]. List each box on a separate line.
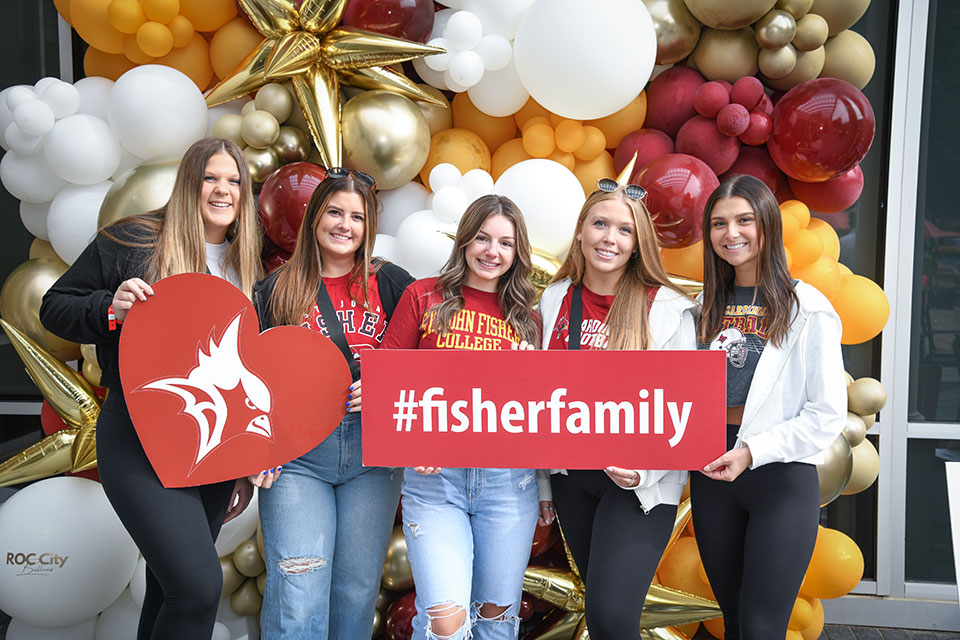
[799, 596, 824, 640]
[419, 128, 491, 186]
[794, 255, 842, 300]
[800, 526, 864, 599]
[107, 0, 147, 34]
[122, 34, 155, 63]
[522, 123, 556, 158]
[491, 138, 531, 181]
[782, 208, 800, 244]
[661, 241, 705, 282]
[574, 125, 606, 161]
[573, 151, 615, 196]
[781, 199, 811, 228]
[786, 631, 803, 640]
[555, 120, 586, 153]
[520, 115, 550, 134]
[788, 596, 813, 630]
[155, 32, 213, 90]
[137, 21, 174, 57]
[209, 17, 264, 79]
[547, 149, 576, 172]
[548, 112, 567, 128]
[831, 274, 889, 345]
[513, 98, 550, 130]
[180, 0, 236, 32]
[142, 0, 179, 24]
[676, 621, 700, 638]
[84, 47, 137, 80]
[807, 217, 840, 261]
[53, 0, 72, 23]
[168, 14, 195, 48]
[72, 0, 126, 53]
[702, 616, 724, 639]
[657, 537, 714, 600]
[786, 229, 823, 268]
[784, 245, 792, 270]
[585, 91, 647, 149]
[451, 93, 517, 156]
[837, 262, 852, 276]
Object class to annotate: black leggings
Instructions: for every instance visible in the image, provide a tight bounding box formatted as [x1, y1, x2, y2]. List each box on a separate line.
[689, 427, 820, 640]
[97, 393, 234, 640]
[551, 471, 677, 640]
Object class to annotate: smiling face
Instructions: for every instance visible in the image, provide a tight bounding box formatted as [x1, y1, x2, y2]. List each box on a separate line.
[314, 190, 366, 265]
[199, 152, 242, 243]
[578, 199, 638, 282]
[463, 214, 517, 292]
[708, 195, 761, 286]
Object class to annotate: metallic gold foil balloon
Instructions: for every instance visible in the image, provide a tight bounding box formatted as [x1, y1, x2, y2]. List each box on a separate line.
[221, 555, 246, 596]
[416, 84, 453, 137]
[763, 45, 824, 90]
[233, 539, 266, 577]
[82, 358, 102, 387]
[0, 428, 77, 487]
[682, 0, 776, 30]
[272, 125, 312, 164]
[692, 28, 760, 83]
[230, 578, 263, 616]
[777, 0, 814, 19]
[523, 566, 585, 612]
[810, 0, 871, 36]
[759, 42, 798, 78]
[642, 627, 693, 639]
[792, 13, 829, 51]
[29, 239, 59, 261]
[80, 343, 97, 364]
[755, 9, 797, 48]
[244, 145, 280, 183]
[821, 29, 876, 90]
[524, 610, 587, 640]
[641, 585, 723, 629]
[0, 258, 79, 359]
[531, 248, 562, 291]
[376, 587, 393, 612]
[372, 608, 383, 638]
[816, 433, 853, 506]
[642, 0, 702, 65]
[341, 90, 431, 190]
[212, 113, 245, 147]
[847, 377, 886, 415]
[843, 412, 867, 447]
[98, 161, 179, 229]
[381, 526, 414, 591]
[71, 422, 99, 471]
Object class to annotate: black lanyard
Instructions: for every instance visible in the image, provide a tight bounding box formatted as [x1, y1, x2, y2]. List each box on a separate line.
[568, 284, 583, 351]
[315, 281, 361, 381]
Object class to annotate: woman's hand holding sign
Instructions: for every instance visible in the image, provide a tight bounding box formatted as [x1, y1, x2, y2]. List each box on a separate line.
[249, 466, 283, 489]
[605, 466, 643, 488]
[112, 278, 154, 322]
[347, 379, 361, 413]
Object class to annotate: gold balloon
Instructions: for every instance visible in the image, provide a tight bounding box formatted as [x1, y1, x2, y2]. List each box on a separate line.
[755, 10, 797, 49]
[0, 428, 77, 487]
[843, 413, 867, 447]
[642, 0, 702, 65]
[82, 358, 102, 387]
[682, 0, 776, 30]
[524, 610, 587, 640]
[531, 248, 562, 291]
[230, 577, 263, 616]
[212, 113, 245, 147]
[816, 433, 853, 506]
[372, 608, 383, 638]
[861, 412, 876, 428]
[376, 587, 393, 612]
[244, 146, 280, 183]
[524, 566, 585, 612]
[257, 571, 266, 596]
[29, 239, 59, 261]
[272, 125, 311, 164]
[777, 0, 814, 19]
[641, 585, 723, 629]
[381, 525, 414, 591]
[241, 110, 281, 149]
[847, 377, 886, 415]
[80, 343, 98, 364]
[842, 438, 879, 495]
[221, 555, 246, 596]
[72, 422, 99, 472]
[810, 0, 871, 36]
[0, 258, 79, 360]
[821, 29, 875, 90]
[233, 539, 266, 577]
[692, 28, 760, 83]
[763, 45, 825, 90]
[416, 84, 453, 137]
[759, 43, 798, 79]
[98, 161, 179, 230]
[642, 627, 692, 640]
[342, 90, 431, 191]
[255, 82, 295, 122]
[792, 13, 829, 51]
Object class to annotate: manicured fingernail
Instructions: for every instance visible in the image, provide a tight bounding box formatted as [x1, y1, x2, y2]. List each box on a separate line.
[262, 471, 267, 475]
[277, 466, 282, 470]
[345, 402, 350, 407]
[348, 394, 352, 399]
[270, 468, 275, 473]
[349, 384, 354, 390]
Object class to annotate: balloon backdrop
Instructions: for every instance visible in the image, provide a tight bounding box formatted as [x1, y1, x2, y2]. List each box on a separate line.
[635, 153, 719, 248]
[258, 162, 327, 252]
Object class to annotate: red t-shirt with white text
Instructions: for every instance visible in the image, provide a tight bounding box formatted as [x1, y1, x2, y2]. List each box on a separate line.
[547, 284, 659, 351]
[302, 273, 387, 367]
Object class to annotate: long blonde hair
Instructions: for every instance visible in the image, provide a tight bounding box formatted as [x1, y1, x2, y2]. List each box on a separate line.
[553, 189, 689, 350]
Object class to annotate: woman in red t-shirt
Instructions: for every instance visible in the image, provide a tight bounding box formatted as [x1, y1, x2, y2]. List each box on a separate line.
[537, 180, 697, 639]
[381, 194, 548, 640]
[251, 169, 415, 639]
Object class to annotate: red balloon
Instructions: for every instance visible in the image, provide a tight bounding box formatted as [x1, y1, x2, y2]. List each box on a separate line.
[343, 0, 436, 43]
[518, 595, 535, 622]
[384, 590, 417, 640]
[40, 400, 68, 436]
[263, 247, 292, 274]
[258, 162, 326, 253]
[529, 520, 560, 559]
[767, 78, 875, 182]
[675, 116, 740, 175]
[644, 67, 705, 138]
[613, 129, 674, 177]
[788, 165, 864, 213]
[635, 153, 720, 248]
[720, 146, 783, 195]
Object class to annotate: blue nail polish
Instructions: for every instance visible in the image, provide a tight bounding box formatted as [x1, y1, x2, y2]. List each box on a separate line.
[348, 394, 352, 399]
[345, 402, 350, 407]
[277, 466, 283, 470]
[262, 471, 267, 475]
[349, 384, 354, 390]
[270, 468, 275, 473]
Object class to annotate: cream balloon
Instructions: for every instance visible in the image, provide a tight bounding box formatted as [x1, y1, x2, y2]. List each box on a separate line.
[816, 433, 852, 506]
[847, 377, 886, 415]
[216, 594, 260, 640]
[763, 45, 825, 90]
[692, 27, 760, 83]
[254, 83, 294, 123]
[842, 438, 879, 495]
[843, 412, 867, 447]
[212, 113, 245, 147]
[98, 161, 178, 229]
[820, 29, 876, 90]
[129, 557, 146, 608]
[810, 0, 871, 36]
[682, 0, 776, 29]
[240, 110, 280, 150]
[776, 0, 814, 19]
[759, 43, 798, 79]
[792, 13, 829, 51]
[642, 0, 702, 65]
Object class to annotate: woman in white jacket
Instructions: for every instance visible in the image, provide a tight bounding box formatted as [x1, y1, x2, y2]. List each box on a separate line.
[693, 174, 846, 639]
[538, 179, 696, 639]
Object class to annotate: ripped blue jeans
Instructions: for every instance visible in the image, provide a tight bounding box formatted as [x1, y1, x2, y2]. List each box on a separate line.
[401, 467, 540, 640]
[258, 412, 402, 640]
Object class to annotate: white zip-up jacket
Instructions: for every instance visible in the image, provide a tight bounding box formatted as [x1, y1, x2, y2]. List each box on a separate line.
[697, 281, 848, 468]
[536, 278, 697, 513]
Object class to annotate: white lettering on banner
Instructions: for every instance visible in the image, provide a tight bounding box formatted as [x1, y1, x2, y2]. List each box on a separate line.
[394, 387, 693, 447]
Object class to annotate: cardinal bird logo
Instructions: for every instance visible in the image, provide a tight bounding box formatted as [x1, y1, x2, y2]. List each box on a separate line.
[138, 312, 273, 469]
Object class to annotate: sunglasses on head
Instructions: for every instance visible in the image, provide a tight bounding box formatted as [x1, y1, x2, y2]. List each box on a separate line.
[597, 177, 646, 201]
[325, 167, 376, 189]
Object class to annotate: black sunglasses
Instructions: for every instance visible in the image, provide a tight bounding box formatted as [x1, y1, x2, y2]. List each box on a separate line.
[325, 166, 376, 189]
[597, 177, 646, 201]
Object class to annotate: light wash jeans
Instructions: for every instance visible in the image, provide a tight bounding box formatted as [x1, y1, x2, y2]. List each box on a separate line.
[401, 467, 540, 640]
[258, 412, 402, 640]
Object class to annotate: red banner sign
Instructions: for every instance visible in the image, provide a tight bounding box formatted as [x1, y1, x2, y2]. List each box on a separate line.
[362, 350, 727, 469]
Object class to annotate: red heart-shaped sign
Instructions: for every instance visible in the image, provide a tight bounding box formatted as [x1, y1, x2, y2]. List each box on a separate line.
[119, 273, 350, 488]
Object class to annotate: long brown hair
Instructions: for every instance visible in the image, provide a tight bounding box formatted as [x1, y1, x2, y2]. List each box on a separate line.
[268, 173, 381, 327]
[102, 137, 262, 298]
[698, 174, 798, 347]
[553, 188, 689, 350]
[431, 195, 540, 344]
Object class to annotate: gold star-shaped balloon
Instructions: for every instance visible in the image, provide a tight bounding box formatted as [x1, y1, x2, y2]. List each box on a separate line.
[206, 0, 445, 167]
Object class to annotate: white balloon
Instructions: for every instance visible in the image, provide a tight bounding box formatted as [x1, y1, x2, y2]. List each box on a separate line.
[467, 57, 529, 117]
[458, 168, 495, 203]
[494, 159, 584, 256]
[47, 181, 113, 265]
[216, 594, 260, 640]
[463, 0, 535, 39]
[6, 86, 38, 111]
[107, 65, 208, 161]
[475, 35, 512, 71]
[214, 490, 259, 557]
[0, 150, 67, 203]
[395, 209, 457, 278]
[39, 81, 82, 119]
[431, 186, 469, 222]
[74, 77, 115, 121]
[379, 181, 430, 235]
[0, 85, 31, 151]
[4, 122, 42, 155]
[20, 201, 51, 240]
[425, 37, 453, 71]
[94, 589, 140, 640]
[442, 70, 471, 93]
[433, 7, 457, 35]
[13, 99, 55, 136]
[129, 557, 146, 608]
[44, 115, 122, 185]
[448, 50, 485, 88]
[34, 77, 61, 94]
[445, 11, 483, 50]
[412, 57, 448, 90]
[429, 162, 462, 191]
[8, 616, 97, 640]
[373, 233, 398, 262]
[513, 0, 656, 119]
[435, 0, 465, 8]
[0, 477, 139, 627]
[211, 622, 232, 640]
[111, 147, 142, 180]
